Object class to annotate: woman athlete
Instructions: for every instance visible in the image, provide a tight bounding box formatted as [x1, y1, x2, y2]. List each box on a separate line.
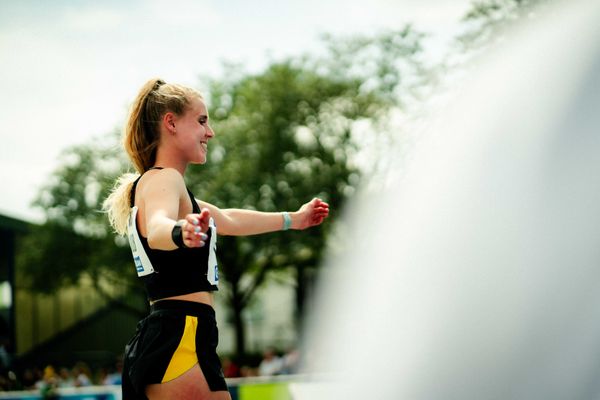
[103, 78, 329, 399]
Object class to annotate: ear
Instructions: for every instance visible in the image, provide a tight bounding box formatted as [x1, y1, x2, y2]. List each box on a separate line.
[162, 112, 177, 133]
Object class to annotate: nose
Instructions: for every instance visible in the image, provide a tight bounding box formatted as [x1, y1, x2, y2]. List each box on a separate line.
[207, 124, 215, 138]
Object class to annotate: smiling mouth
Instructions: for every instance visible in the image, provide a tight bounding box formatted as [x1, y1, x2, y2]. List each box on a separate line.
[200, 142, 208, 151]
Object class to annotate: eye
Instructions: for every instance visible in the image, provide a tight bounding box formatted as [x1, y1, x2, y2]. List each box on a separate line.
[199, 117, 208, 125]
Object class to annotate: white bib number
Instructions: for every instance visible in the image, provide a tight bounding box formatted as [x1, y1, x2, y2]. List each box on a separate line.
[207, 217, 219, 285]
[127, 206, 155, 277]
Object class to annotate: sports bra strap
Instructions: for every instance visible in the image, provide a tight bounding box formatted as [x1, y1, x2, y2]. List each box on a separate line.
[187, 189, 201, 213]
[130, 167, 164, 207]
[130, 176, 142, 207]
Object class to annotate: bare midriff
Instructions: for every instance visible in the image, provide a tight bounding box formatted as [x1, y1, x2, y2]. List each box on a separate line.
[150, 291, 214, 307]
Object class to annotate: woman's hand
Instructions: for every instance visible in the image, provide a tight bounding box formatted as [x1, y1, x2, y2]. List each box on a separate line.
[295, 198, 330, 230]
[181, 208, 211, 247]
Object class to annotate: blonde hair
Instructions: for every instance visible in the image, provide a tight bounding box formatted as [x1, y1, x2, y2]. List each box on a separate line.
[103, 78, 202, 235]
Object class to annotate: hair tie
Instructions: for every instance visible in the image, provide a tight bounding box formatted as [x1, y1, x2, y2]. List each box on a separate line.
[153, 79, 166, 91]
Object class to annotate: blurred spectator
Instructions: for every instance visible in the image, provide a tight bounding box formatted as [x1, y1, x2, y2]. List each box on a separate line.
[103, 359, 123, 386]
[97, 368, 109, 386]
[58, 367, 74, 387]
[221, 356, 240, 378]
[281, 347, 300, 374]
[258, 348, 283, 376]
[36, 366, 59, 399]
[72, 362, 92, 387]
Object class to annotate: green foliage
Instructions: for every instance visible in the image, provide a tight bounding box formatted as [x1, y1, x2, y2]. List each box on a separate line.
[205, 35, 422, 260]
[194, 61, 361, 299]
[459, 0, 548, 50]
[190, 29, 427, 354]
[316, 26, 428, 107]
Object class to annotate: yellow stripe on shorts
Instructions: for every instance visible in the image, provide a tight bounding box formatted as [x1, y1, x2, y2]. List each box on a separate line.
[162, 315, 199, 383]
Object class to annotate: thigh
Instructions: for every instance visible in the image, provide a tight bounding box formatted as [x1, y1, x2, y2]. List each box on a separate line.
[145, 363, 231, 400]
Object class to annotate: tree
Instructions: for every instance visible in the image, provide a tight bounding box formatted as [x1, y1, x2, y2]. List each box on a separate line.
[191, 62, 368, 355]
[189, 27, 427, 355]
[458, 0, 549, 52]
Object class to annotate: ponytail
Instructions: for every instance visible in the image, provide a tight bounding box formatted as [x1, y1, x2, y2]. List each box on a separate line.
[103, 172, 139, 235]
[125, 78, 164, 174]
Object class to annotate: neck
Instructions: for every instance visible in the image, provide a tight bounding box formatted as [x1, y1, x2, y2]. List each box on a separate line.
[153, 148, 188, 176]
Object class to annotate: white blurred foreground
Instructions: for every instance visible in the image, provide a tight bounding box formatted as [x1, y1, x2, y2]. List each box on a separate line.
[300, 0, 600, 399]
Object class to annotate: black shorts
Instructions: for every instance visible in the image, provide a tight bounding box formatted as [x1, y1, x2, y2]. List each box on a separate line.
[122, 300, 228, 399]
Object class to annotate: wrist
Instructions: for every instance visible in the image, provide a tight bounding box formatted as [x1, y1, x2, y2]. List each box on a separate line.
[281, 211, 292, 231]
[171, 220, 187, 248]
[290, 211, 300, 229]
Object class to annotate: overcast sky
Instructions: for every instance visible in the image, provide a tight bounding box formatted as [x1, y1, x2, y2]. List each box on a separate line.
[0, 0, 472, 222]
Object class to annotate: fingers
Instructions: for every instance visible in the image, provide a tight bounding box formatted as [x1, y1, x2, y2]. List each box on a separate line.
[312, 198, 329, 210]
[306, 198, 330, 227]
[311, 212, 328, 226]
[198, 208, 211, 231]
[312, 199, 329, 217]
[182, 210, 211, 248]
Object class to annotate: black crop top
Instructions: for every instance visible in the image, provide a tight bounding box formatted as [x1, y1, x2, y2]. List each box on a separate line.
[126, 171, 219, 301]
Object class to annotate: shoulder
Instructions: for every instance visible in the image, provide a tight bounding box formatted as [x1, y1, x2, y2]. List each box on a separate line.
[137, 168, 186, 198]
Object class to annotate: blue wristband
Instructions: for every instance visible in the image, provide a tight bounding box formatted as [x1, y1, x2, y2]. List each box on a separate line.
[282, 212, 292, 231]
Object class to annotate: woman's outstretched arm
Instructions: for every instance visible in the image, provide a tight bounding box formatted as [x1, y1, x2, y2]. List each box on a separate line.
[196, 197, 329, 236]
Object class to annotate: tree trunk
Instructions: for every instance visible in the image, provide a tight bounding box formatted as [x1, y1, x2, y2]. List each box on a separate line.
[230, 284, 246, 358]
[295, 263, 306, 330]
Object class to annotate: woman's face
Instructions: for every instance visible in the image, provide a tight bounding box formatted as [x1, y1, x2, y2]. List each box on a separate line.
[174, 96, 214, 164]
